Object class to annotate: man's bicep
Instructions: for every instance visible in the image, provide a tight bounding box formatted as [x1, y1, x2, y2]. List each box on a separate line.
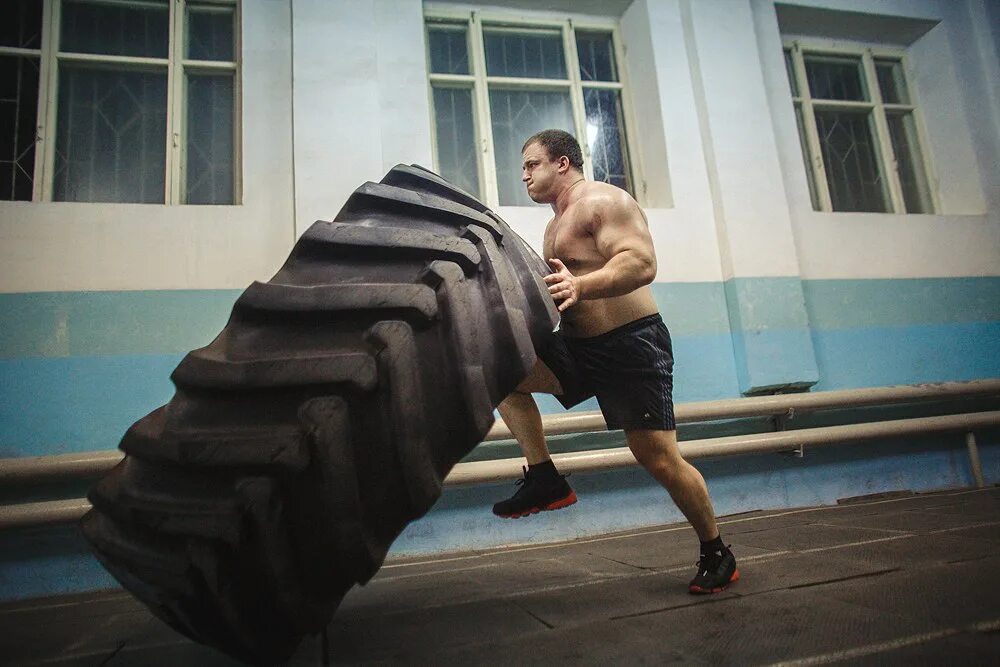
[592, 198, 653, 260]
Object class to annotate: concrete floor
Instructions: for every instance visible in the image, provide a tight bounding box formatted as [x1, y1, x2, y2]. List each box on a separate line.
[2, 486, 999, 665]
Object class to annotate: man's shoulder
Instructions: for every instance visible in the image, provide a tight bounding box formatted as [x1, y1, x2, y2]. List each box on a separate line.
[576, 182, 636, 215]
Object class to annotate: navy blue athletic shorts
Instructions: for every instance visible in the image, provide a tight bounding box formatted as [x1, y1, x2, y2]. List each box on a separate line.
[536, 313, 676, 431]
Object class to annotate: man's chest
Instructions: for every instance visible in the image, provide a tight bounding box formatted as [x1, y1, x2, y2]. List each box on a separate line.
[543, 216, 601, 270]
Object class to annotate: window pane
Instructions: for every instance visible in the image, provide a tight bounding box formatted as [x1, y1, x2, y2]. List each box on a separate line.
[783, 49, 798, 97]
[432, 86, 479, 198]
[576, 31, 617, 82]
[186, 74, 234, 205]
[0, 55, 40, 201]
[187, 5, 235, 62]
[583, 88, 629, 192]
[793, 104, 819, 210]
[875, 59, 910, 105]
[484, 29, 566, 79]
[0, 0, 43, 49]
[814, 109, 888, 212]
[489, 88, 573, 206]
[54, 65, 167, 203]
[804, 55, 868, 101]
[887, 112, 931, 213]
[61, 0, 169, 58]
[428, 26, 469, 75]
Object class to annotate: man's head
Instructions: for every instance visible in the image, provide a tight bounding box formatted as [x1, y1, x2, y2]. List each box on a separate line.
[521, 129, 584, 203]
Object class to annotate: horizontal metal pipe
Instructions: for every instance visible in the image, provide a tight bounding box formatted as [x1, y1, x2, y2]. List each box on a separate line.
[6, 410, 994, 530]
[0, 499, 93, 531]
[483, 378, 1000, 441]
[447, 410, 1000, 485]
[1, 380, 998, 487]
[0, 451, 124, 485]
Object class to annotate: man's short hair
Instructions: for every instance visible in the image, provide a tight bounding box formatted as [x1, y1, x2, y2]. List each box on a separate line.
[522, 129, 584, 172]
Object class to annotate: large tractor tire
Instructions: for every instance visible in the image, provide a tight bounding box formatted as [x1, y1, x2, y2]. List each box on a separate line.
[80, 165, 559, 664]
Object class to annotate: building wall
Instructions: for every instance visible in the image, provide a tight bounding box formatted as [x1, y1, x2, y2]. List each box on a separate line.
[1, 0, 998, 600]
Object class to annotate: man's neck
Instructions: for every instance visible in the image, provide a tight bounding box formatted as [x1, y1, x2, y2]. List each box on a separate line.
[551, 175, 586, 216]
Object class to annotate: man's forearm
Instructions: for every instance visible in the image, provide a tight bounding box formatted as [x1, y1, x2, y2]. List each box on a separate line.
[576, 252, 655, 300]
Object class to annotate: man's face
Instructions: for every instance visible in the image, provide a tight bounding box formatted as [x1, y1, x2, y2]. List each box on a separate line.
[521, 142, 562, 203]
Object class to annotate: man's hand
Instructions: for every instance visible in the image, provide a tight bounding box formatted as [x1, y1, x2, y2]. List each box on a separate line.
[544, 258, 581, 312]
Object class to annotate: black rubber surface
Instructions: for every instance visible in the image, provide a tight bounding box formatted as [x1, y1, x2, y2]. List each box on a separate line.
[5, 487, 998, 665]
[79, 165, 559, 664]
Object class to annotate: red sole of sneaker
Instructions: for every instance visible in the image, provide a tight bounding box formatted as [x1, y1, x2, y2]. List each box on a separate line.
[689, 568, 740, 594]
[497, 491, 578, 519]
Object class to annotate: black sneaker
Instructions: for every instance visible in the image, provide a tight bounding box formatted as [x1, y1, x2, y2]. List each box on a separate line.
[492, 466, 577, 518]
[689, 546, 739, 594]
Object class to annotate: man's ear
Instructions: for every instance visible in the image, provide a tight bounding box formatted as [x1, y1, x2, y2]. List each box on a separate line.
[558, 156, 571, 174]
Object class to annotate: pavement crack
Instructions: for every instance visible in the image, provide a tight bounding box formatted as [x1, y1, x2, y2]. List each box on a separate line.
[97, 641, 126, 666]
[592, 554, 650, 571]
[785, 567, 900, 591]
[609, 594, 732, 620]
[514, 602, 554, 630]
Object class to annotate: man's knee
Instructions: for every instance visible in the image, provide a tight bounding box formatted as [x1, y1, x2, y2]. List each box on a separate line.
[626, 430, 683, 474]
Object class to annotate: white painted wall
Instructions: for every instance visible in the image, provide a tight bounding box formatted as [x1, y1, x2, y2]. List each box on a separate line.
[753, 0, 1000, 280]
[291, 0, 434, 238]
[0, 0, 296, 294]
[2, 0, 996, 295]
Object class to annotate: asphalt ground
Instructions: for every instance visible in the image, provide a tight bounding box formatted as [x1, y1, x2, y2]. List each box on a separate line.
[2, 486, 998, 665]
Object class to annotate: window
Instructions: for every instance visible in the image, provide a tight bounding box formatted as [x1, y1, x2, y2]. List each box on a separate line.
[784, 42, 934, 214]
[425, 11, 636, 207]
[0, 0, 240, 205]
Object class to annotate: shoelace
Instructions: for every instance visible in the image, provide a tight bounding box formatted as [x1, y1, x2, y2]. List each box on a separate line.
[695, 545, 731, 576]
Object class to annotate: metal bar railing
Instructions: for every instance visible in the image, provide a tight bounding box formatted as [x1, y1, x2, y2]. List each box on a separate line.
[450, 410, 1000, 485]
[1, 380, 997, 530]
[483, 378, 1000, 441]
[4, 379, 998, 486]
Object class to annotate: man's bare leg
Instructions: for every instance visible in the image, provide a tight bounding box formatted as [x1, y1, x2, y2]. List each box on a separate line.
[496, 358, 564, 464]
[625, 428, 738, 593]
[624, 428, 718, 541]
[492, 360, 576, 518]
[496, 391, 550, 465]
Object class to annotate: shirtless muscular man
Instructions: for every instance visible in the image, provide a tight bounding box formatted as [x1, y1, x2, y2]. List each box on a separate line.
[491, 129, 739, 594]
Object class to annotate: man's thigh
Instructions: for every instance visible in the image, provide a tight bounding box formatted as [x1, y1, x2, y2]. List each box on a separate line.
[515, 359, 563, 395]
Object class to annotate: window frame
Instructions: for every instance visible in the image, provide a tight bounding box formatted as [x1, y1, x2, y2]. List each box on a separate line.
[0, 0, 242, 205]
[785, 40, 938, 214]
[424, 6, 643, 208]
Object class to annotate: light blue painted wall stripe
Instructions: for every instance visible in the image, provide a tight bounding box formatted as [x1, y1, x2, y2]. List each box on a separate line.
[0, 355, 182, 458]
[803, 277, 1000, 329]
[0, 291, 241, 359]
[724, 278, 819, 393]
[809, 321, 1000, 392]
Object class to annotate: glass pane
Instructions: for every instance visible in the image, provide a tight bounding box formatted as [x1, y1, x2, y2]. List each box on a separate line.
[186, 74, 234, 205]
[61, 0, 169, 58]
[187, 5, 235, 61]
[0, 55, 40, 201]
[432, 86, 479, 198]
[804, 55, 868, 101]
[814, 109, 888, 212]
[793, 104, 819, 210]
[576, 31, 617, 82]
[875, 59, 910, 105]
[887, 112, 931, 213]
[0, 0, 43, 49]
[489, 88, 573, 206]
[428, 26, 469, 75]
[583, 88, 629, 192]
[54, 65, 167, 203]
[784, 49, 798, 96]
[484, 29, 566, 79]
